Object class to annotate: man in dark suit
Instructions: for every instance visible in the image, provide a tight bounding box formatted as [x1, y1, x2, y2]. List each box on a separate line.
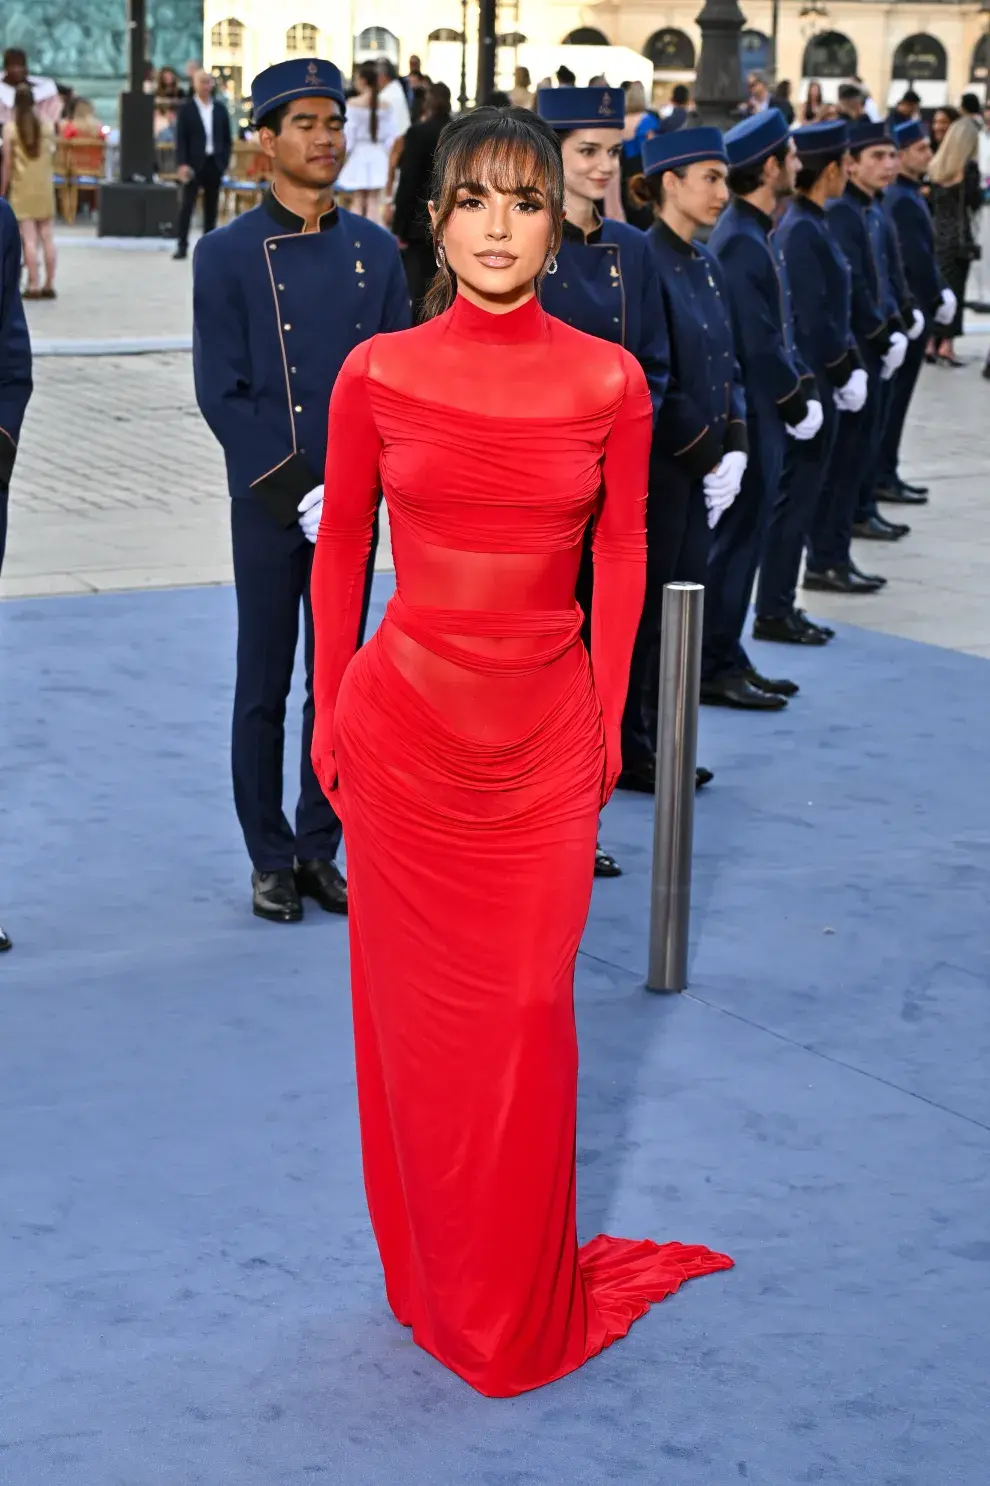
[173, 68, 232, 261]
[392, 82, 452, 314]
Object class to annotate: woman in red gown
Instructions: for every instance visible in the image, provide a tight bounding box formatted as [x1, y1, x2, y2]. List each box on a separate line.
[310, 107, 731, 1398]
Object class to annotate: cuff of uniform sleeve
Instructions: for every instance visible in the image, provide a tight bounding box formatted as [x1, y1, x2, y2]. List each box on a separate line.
[0, 427, 16, 489]
[722, 420, 748, 457]
[824, 351, 855, 388]
[777, 385, 809, 427]
[867, 323, 893, 356]
[674, 425, 723, 481]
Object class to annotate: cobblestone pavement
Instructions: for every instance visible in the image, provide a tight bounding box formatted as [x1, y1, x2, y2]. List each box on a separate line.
[3, 234, 989, 657]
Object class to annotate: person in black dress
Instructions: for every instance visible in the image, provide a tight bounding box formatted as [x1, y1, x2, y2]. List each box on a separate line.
[927, 117, 982, 365]
[392, 83, 452, 317]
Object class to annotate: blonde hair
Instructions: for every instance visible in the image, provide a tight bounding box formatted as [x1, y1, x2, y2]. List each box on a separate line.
[624, 81, 648, 114]
[928, 116, 979, 186]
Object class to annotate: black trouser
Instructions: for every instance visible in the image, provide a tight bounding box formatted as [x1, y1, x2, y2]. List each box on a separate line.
[756, 376, 835, 619]
[703, 415, 785, 681]
[230, 496, 378, 872]
[622, 458, 709, 767]
[808, 351, 880, 571]
[177, 156, 222, 251]
[877, 327, 927, 490]
[401, 240, 436, 322]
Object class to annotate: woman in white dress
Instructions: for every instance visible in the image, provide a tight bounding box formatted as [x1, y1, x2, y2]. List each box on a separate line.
[339, 62, 395, 220]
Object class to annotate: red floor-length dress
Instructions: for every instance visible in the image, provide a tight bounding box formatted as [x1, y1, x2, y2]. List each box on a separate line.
[310, 293, 732, 1397]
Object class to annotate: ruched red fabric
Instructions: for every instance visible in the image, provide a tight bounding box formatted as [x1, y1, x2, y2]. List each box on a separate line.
[311, 293, 732, 1397]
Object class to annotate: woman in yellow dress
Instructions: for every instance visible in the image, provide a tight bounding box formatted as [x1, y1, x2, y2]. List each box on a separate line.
[0, 82, 57, 298]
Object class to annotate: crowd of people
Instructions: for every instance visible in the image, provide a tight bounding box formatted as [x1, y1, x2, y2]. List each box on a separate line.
[0, 46, 984, 1401]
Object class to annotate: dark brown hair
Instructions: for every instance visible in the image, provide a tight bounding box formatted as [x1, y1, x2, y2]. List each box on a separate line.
[628, 164, 688, 215]
[420, 106, 564, 322]
[13, 82, 40, 159]
[357, 60, 380, 143]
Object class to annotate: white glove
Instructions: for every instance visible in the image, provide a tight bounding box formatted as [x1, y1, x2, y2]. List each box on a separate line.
[907, 307, 925, 341]
[785, 398, 824, 441]
[880, 331, 908, 381]
[933, 286, 957, 327]
[833, 366, 868, 414]
[702, 450, 748, 528]
[297, 483, 324, 543]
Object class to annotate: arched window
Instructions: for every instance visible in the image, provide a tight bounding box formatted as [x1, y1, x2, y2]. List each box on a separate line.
[643, 29, 696, 71]
[210, 17, 244, 53]
[355, 26, 399, 65]
[286, 23, 319, 56]
[802, 31, 857, 80]
[740, 30, 771, 77]
[562, 28, 610, 47]
[891, 34, 947, 82]
[972, 34, 990, 83]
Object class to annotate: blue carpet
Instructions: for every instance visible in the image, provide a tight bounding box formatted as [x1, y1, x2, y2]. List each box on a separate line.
[1, 579, 988, 1485]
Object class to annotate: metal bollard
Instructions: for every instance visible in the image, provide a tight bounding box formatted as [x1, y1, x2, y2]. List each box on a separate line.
[646, 582, 704, 994]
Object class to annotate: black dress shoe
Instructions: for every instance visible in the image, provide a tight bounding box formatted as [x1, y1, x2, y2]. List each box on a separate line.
[701, 673, 788, 709]
[294, 857, 348, 915]
[794, 607, 835, 639]
[594, 843, 622, 878]
[744, 665, 799, 698]
[172, 246, 188, 261]
[252, 869, 303, 923]
[852, 513, 909, 541]
[804, 564, 882, 594]
[874, 483, 928, 505]
[847, 560, 887, 586]
[696, 765, 714, 789]
[0, 924, 11, 952]
[899, 479, 929, 496]
[752, 611, 829, 646]
[616, 758, 655, 794]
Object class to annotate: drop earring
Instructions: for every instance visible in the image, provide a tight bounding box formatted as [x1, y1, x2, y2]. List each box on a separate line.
[435, 243, 447, 270]
[545, 254, 558, 276]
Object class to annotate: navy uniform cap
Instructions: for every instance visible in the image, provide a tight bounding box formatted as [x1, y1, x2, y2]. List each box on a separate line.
[791, 120, 848, 158]
[251, 57, 347, 126]
[536, 86, 625, 129]
[891, 119, 926, 150]
[642, 126, 727, 177]
[848, 119, 890, 152]
[723, 108, 790, 167]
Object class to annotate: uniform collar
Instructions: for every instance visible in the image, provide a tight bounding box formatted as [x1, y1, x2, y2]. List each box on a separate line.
[263, 186, 339, 234]
[561, 208, 603, 245]
[846, 182, 873, 208]
[733, 196, 773, 234]
[794, 194, 825, 218]
[897, 172, 921, 192]
[651, 216, 696, 257]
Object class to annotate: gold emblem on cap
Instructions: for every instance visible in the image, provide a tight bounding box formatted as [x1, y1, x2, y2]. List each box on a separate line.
[599, 91, 613, 115]
[306, 60, 320, 86]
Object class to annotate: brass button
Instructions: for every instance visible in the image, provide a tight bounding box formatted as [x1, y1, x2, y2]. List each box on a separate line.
[358, 281, 365, 289]
[269, 243, 277, 251]
[290, 365, 297, 373]
[294, 404, 302, 413]
[278, 282, 285, 290]
[356, 322, 361, 329]
[613, 316, 619, 323]
[283, 322, 291, 330]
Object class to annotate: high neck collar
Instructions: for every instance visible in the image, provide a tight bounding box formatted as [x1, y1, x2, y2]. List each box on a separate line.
[794, 194, 825, 218]
[561, 207, 603, 245]
[734, 196, 773, 234]
[445, 293, 548, 344]
[263, 186, 338, 234]
[897, 172, 922, 191]
[651, 216, 696, 258]
[846, 182, 873, 209]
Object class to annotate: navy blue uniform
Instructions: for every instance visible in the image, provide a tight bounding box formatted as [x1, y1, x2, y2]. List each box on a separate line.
[541, 214, 671, 767]
[758, 195, 858, 619]
[621, 216, 746, 761]
[880, 173, 943, 491]
[193, 189, 410, 871]
[706, 197, 810, 680]
[809, 183, 894, 572]
[0, 198, 33, 573]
